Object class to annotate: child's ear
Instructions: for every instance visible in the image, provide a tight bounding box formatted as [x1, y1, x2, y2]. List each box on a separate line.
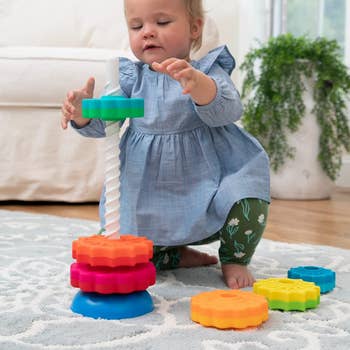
[190, 18, 203, 39]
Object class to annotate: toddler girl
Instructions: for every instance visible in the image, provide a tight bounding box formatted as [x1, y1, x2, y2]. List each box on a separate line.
[61, 0, 270, 289]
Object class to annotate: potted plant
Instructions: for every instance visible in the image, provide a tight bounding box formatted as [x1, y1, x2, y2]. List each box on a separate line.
[240, 34, 350, 199]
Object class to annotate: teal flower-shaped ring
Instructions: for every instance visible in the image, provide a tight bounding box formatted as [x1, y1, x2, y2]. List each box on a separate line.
[82, 96, 144, 121]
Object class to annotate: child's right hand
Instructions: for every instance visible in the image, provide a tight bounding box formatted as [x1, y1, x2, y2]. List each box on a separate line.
[61, 77, 95, 129]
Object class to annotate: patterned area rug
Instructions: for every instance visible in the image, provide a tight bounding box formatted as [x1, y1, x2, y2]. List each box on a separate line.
[0, 210, 349, 350]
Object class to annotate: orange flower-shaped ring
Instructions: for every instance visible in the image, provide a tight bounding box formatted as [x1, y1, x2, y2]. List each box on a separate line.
[72, 234, 153, 267]
[191, 289, 268, 329]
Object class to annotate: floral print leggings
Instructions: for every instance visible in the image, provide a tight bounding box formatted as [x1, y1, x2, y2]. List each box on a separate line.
[152, 198, 269, 270]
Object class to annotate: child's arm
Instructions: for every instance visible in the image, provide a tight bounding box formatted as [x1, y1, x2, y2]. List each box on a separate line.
[153, 58, 242, 127]
[151, 59, 216, 106]
[61, 77, 95, 129]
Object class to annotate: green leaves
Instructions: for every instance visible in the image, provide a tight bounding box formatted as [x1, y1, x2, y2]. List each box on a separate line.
[240, 34, 350, 180]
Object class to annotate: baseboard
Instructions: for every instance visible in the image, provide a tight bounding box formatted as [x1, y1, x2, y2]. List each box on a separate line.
[336, 155, 350, 189]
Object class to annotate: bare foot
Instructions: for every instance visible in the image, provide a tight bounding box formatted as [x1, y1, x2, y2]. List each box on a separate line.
[178, 247, 218, 268]
[221, 264, 255, 289]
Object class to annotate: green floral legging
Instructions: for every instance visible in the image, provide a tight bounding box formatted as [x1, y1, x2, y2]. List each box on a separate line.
[152, 198, 269, 270]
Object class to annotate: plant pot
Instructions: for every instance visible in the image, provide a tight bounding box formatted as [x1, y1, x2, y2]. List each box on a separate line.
[270, 77, 334, 200]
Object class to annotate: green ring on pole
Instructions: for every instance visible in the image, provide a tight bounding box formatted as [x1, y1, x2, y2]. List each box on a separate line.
[82, 96, 144, 121]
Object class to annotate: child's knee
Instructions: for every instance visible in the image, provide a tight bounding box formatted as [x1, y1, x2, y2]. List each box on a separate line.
[152, 246, 181, 270]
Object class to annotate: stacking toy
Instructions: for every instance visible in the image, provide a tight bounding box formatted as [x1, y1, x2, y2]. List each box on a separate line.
[253, 278, 320, 311]
[191, 290, 269, 329]
[70, 245, 156, 319]
[288, 266, 336, 293]
[72, 235, 153, 267]
[71, 291, 154, 320]
[71, 262, 156, 294]
[70, 59, 155, 320]
[82, 67, 144, 238]
[82, 96, 144, 121]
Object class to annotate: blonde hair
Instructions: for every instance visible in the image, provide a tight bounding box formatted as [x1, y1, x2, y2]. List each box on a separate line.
[184, 0, 205, 52]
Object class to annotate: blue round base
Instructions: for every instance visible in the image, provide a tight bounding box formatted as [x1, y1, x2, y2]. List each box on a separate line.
[71, 290, 154, 320]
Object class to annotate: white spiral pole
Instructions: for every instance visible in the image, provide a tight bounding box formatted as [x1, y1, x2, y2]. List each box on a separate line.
[104, 58, 121, 239]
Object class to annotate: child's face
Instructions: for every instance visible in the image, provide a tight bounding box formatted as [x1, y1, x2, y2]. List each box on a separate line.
[124, 0, 202, 64]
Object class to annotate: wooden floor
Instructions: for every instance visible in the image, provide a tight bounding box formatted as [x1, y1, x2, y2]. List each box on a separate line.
[0, 189, 349, 249]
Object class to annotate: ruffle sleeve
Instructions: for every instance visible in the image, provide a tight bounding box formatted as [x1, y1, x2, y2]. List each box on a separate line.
[192, 45, 242, 127]
[196, 45, 235, 75]
[119, 57, 142, 97]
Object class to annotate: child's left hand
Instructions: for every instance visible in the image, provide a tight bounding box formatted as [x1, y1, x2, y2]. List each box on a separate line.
[152, 58, 199, 94]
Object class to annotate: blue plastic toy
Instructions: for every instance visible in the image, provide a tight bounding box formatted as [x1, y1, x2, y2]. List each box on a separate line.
[71, 290, 154, 320]
[288, 266, 336, 293]
[70, 90, 153, 320]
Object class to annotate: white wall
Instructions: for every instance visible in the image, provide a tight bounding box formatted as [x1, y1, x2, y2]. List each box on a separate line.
[204, 0, 237, 53]
[337, 0, 350, 189]
[204, 0, 270, 89]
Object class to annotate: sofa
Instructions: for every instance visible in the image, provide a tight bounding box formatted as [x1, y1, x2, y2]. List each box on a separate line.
[0, 0, 239, 202]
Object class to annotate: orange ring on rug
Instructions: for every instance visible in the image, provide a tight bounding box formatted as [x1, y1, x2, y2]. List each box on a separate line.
[191, 289, 268, 329]
[72, 235, 153, 267]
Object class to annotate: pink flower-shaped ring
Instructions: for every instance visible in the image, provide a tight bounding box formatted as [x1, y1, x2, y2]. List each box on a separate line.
[70, 261, 156, 294]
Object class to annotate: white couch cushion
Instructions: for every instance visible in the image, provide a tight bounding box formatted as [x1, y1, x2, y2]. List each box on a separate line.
[0, 106, 106, 202]
[0, 0, 218, 54]
[0, 47, 133, 107]
[0, 0, 129, 49]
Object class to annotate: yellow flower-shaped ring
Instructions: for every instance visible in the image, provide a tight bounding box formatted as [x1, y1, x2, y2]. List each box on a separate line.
[253, 278, 320, 311]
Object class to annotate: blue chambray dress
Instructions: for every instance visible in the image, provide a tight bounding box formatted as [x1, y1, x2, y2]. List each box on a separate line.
[74, 45, 270, 246]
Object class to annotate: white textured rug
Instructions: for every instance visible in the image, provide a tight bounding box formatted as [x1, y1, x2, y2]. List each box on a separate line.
[0, 210, 349, 350]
